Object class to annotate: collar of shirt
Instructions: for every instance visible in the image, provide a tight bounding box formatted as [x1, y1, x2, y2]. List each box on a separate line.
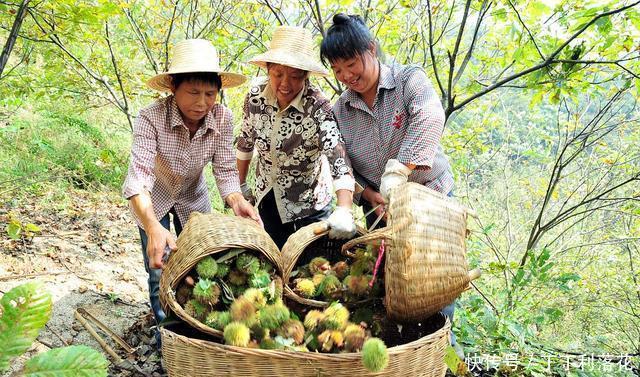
[261, 80, 307, 113]
[344, 62, 396, 110]
[168, 96, 220, 136]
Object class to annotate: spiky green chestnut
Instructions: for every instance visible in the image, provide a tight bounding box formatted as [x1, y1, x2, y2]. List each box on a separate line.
[242, 288, 267, 308]
[196, 256, 218, 279]
[249, 270, 271, 288]
[259, 302, 290, 330]
[193, 278, 221, 306]
[322, 303, 350, 330]
[295, 278, 316, 298]
[308, 257, 330, 275]
[351, 250, 375, 276]
[205, 311, 228, 330]
[276, 319, 305, 345]
[303, 310, 325, 331]
[236, 253, 261, 275]
[344, 275, 370, 297]
[216, 263, 230, 278]
[312, 273, 325, 286]
[361, 338, 389, 372]
[223, 321, 251, 347]
[184, 299, 207, 320]
[230, 296, 257, 324]
[317, 274, 342, 300]
[343, 324, 366, 352]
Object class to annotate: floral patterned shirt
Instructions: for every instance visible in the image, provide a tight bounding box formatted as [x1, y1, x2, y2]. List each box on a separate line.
[236, 79, 354, 223]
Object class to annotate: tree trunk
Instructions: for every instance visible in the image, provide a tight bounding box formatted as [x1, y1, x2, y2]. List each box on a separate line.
[0, 0, 31, 78]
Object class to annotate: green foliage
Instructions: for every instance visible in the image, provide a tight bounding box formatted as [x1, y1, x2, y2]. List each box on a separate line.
[23, 345, 109, 377]
[4, 212, 41, 240]
[0, 111, 129, 193]
[0, 282, 52, 371]
[0, 282, 108, 375]
[1, 2, 640, 375]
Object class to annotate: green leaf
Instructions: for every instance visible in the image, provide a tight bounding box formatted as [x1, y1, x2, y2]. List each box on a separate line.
[6, 221, 21, 240]
[0, 282, 53, 371]
[444, 345, 468, 375]
[24, 223, 41, 234]
[23, 345, 108, 376]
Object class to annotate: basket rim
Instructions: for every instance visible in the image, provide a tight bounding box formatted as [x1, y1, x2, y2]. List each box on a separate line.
[280, 222, 368, 308]
[159, 212, 282, 338]
[160, 316, 451, 359]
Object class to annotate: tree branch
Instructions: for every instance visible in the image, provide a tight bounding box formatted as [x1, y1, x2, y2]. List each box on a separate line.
[0, 0, 31, 77]
[451, 0, 640, 114]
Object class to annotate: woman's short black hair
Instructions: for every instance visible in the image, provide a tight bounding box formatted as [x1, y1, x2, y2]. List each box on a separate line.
[320, 13, 374, 65]
[170, 72, 222, 91]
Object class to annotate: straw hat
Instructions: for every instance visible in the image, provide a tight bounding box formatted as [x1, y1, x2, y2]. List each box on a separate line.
[248, 26, 328, 76]
[147, 39, 246, 92]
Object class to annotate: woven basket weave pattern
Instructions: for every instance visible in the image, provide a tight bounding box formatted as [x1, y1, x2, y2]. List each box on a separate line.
[281, 222, 367, 308]
[343, 183, 471, 321]
[159, 212, 281, 337]
[160, 317, 449, 377]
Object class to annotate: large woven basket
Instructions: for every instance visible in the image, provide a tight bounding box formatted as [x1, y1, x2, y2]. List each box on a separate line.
[159, 211, 281, 337]
[280, 221, 367, 308]
[160, 316, 450, 377]
[342, 182, 479, 321]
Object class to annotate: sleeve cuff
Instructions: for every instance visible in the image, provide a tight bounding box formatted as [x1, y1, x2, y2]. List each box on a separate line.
[236, 149, 254, 160]
[122, 181, 154, 200]
[333, 175, 355, 192]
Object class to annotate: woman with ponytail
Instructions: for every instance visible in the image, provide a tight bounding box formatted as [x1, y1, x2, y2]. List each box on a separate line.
[320, 13, 463, 358]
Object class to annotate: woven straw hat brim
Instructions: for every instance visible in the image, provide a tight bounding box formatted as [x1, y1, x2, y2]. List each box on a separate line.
[147, 70, 247, 92]
[249, 50, 328, 77]
[145, 39, 247, 92]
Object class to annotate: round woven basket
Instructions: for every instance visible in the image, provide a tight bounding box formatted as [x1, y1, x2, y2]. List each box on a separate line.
[280, 221, 367, 308]
[160, 317, 450, 376]
[159, 211, 281, 337]
[342, 182, 478, 321]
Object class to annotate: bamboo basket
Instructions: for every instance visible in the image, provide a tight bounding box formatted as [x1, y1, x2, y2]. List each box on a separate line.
[159, 211, 281, 337]
[160, 316, 450, 377]
[280, 222, 367, 308]
[342, 182, 480, 321]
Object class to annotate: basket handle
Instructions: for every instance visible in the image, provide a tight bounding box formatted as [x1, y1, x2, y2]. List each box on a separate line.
[463, 268, 482, 292]
[340, 226, 392, 257]
[468, 268, 481, 281]
[313, 222, 329, 235]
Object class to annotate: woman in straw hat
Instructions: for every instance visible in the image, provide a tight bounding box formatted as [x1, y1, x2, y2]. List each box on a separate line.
[320, 14, 462, 357]
[236, 25, 356, 249]
[122, 39, 260, 326]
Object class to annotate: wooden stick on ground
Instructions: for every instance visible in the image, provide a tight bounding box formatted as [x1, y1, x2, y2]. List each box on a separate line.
[74, 310, 122, 363]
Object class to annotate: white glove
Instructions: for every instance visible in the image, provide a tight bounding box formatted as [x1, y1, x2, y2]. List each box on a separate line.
[379, 159, 412, 201]
[326, 206, 356, 239]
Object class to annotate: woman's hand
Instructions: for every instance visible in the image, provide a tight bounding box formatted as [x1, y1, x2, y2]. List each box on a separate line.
[226, 192, 263, 227]
[146, 223, 176, 269]
[362, 186, 386, 219]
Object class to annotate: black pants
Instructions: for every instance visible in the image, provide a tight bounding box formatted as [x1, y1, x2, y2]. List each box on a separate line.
[258, 190, 331, 249]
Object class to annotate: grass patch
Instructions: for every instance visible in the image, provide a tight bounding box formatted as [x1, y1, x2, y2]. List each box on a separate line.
[0, 110, 130, 197]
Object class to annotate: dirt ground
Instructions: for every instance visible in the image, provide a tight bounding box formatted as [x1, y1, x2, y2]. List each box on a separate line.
[0, 190, 164, 376]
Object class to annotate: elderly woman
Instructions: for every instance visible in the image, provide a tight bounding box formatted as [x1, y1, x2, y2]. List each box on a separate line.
[236, 25, 356, 248]
[320, 14, 462, 357]
[122, 39, 259, 326]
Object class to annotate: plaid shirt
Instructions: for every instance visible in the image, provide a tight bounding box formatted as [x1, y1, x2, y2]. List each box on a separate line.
[333, 62, 454, 201]
[122, 96, 241, 229]
[237, 79, 354, 223]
